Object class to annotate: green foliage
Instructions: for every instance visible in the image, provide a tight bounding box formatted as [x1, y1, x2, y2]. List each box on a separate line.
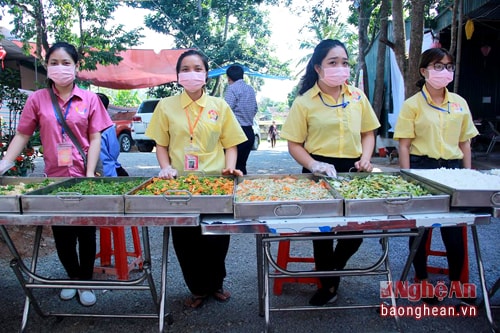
[2, 0, 144, 72]
[113, 90, 141, 107]
[296, 4, 357, 78]
[147, 83, 183, 99]
[128, 0, 289, 94]
[0, 68, 28, 138]
[0, 67, 38, 175]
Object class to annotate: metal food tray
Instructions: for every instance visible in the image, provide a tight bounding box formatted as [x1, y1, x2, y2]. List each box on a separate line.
[401, 169, 500, 208]
[330, 172, 450, 217]
[0, 177, 68, 214]
[124, 176, 234, 214]
[233, 174, 343, 219]
[21, 177, 149, 214]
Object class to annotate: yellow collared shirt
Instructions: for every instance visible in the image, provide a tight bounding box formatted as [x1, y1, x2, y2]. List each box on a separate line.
[393, 85, 479, 160]
[280, 83, 380, 158]
[145, 91, 247, 174]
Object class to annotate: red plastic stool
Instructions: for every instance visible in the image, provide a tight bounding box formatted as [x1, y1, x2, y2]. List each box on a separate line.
[424, 226, 469, 283]
[273, 238, 321, 295]
[94, 226, 143, 280]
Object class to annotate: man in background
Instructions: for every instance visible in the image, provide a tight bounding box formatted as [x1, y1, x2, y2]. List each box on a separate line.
[224, 65, 258, 175]
[96, 93, 128, 177]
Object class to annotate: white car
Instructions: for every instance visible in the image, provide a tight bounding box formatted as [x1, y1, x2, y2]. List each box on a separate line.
[131, 99, 160, 152]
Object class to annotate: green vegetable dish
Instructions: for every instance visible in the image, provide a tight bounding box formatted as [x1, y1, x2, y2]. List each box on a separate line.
[0, 178, 55, 195]
[327, 174, 431, 199]
[49, 179, 145, 195]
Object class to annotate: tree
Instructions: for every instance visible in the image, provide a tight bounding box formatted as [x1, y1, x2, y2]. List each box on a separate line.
[296, 3, 357, 78]
[351, 0, 378, 94]
[128, 0, 289, 95]
[371, 0, 390, 120]
[1, 0, 143, 73]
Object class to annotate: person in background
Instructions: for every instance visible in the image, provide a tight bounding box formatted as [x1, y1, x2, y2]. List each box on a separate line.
[280, 39, 380, 306]
[145, 50, 247, 309]
[224, 65, 258, 175]
[96, 93, 128, 177]
[393, 47, 478, 303]
[268, 120, 278, 148]
[0, 42, 113, 306]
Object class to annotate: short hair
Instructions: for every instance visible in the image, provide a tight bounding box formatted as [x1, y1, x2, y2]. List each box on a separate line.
[96, 92, 109, 109]
[226, 65, 244, 81]
[416, 48, 454, 88]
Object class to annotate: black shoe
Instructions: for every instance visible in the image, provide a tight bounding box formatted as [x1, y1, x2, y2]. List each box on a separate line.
[309, 288, 338, 306]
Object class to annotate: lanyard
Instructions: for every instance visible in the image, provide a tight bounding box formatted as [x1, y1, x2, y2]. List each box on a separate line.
[421, 90, 449, 114]
[184, 105, 204, 143]
[319, 92, 349, 108]
[52, 98, 73, 135]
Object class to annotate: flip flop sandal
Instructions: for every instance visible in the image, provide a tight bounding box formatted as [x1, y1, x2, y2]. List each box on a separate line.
[213, 289, 231, 302]
[184, 295, 207, 309]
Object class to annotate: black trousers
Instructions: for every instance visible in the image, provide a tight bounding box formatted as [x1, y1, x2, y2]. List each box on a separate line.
[307, 154, 362, 290]
[408, 155, 465, 281]
[172, 226, 230, 296]
[51, 226, 96, 280]
[236, 126, 255, 175]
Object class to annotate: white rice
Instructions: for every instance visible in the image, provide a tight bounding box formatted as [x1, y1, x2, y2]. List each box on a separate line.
[408, 168, 500, 190]
[489, 169, 500, 176]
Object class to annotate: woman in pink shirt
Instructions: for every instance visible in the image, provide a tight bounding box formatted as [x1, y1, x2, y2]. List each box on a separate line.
[0, 42, 113, 306]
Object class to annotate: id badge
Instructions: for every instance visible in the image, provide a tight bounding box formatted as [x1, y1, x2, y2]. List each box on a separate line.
[184, 145, 200, 171]
[57, 143, 73, 167]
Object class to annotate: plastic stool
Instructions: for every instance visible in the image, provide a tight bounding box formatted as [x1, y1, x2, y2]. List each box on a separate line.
[425, 226, 469, 283]
[95, 226, 143, 280]
[273, 238, 321, 295]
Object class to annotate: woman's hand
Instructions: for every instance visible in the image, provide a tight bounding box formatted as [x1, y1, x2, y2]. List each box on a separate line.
[158, 165, 177, 179]
[222, 168, 243, 177]
[354, 158, 373, 172]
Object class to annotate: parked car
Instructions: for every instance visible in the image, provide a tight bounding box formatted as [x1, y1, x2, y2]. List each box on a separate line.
[131, 99, 160, 152]
[107, 104, 137, 152]
[252, 118, 261, 150]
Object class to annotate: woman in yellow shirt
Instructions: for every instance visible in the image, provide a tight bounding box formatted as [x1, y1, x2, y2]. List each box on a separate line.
[280, 39, 380, 306]
[394, 47, 478, 303]
[146, 50, 247, 309]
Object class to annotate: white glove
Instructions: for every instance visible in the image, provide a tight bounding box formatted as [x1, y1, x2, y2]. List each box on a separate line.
[158, 165, 177, 179]
[309, 160, 337, 178]
[0, 159, 14, 175]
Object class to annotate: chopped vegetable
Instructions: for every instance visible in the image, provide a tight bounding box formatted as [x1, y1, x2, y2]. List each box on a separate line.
[49, 179, 145, 195]
[0, 178, 56, 195]
[133, 175, 234, 196]
[235, 176, 333, 202]
[328, 174, 431, 199]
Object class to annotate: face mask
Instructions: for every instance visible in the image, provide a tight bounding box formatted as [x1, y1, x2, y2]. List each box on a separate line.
[320, 67, 350, 87]
[47, 65, 75, 87]
[426, 69, 454, 89]
[178, 71, 206, 92]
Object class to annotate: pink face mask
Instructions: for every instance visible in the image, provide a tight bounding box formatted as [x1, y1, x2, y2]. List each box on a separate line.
[47, 65, 76, 87]
[320, 67, 350, 87]
[178, 71, 206, 93]
[426, 69, 454, 89]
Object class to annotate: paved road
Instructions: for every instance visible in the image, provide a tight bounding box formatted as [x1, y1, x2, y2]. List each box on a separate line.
[1, 143, 499, 333]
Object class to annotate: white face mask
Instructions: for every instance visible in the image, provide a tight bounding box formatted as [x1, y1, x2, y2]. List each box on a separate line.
[47, 65, 76, 87]
[178, 71, 206, 93]
[426, 69, 454, 90]
[320, 67, 350, 87]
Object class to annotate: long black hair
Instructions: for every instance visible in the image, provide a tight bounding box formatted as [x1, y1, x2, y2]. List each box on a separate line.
[298, 39, 349, 95]
[416, 47, 454, 88]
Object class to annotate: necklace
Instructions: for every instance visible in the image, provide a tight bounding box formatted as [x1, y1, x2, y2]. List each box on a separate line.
[318, 92, 349, 108]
